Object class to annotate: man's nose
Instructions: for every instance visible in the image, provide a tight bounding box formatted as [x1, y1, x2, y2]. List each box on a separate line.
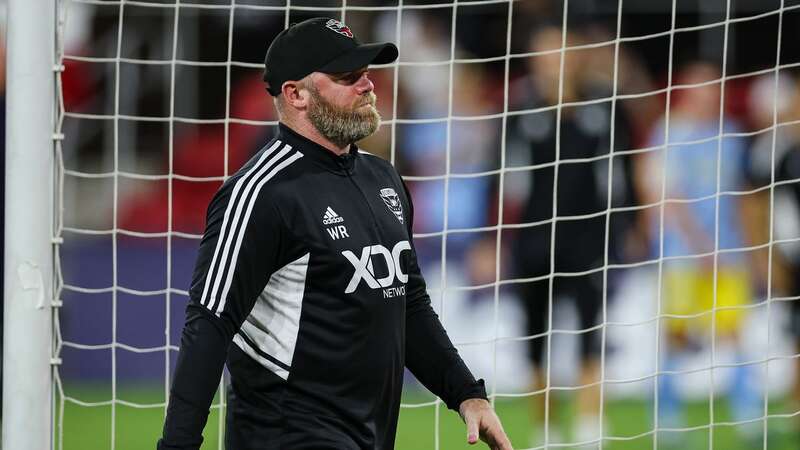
[355, 73, 374, 94]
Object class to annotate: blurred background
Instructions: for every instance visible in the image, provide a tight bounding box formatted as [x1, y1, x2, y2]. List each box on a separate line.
[7, 0, 800, 448]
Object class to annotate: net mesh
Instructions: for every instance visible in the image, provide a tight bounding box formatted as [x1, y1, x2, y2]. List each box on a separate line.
[52, 0, 800, 449]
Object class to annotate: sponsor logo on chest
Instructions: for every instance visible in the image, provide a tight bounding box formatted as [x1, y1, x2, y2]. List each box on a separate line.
[342, 240, 411, 298]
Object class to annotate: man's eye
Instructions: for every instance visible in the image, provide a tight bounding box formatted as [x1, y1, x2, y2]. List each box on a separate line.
[338, 72, 365, 84]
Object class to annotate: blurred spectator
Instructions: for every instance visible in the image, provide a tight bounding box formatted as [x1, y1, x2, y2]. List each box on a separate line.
[635, 61, 761, 445]
[744, 71, 800, 422]
[401, 64, 499, 262]
[392, 11, 499, 272]
[378, 11, 451, 119]
[505, 23, 633, 446]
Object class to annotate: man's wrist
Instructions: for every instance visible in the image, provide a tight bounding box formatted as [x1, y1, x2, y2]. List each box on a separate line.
[458, 397, 491, 420]
[448, 377, 487, 411]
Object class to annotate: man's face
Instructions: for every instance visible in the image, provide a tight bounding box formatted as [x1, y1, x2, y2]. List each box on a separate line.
[305, 68, 381, 148]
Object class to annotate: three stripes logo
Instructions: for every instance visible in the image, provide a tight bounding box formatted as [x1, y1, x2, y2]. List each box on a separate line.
[199, 140, 303, 315]
[322, 206, 344, 225]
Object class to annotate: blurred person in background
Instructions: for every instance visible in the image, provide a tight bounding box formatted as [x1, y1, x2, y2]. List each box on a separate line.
[635, 60, 761, 446]
[391, 10, 500, 274]
[505, 22, 633, 446]
[745, 71, 800, 435]
[376, 9, 534, 396]
[400, 63, 500, 267]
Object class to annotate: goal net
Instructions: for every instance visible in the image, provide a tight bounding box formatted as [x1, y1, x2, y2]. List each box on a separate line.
[50, 0, 800, 449]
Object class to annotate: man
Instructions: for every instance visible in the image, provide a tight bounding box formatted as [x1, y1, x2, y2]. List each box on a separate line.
[157, 17, 511, 450]
[506, 23, 633, 445]
[746, 72, 800, 437]
[636, 61, 759, 445]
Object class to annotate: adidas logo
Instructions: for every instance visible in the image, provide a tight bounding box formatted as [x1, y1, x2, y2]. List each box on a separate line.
[322, 206, 344, 225]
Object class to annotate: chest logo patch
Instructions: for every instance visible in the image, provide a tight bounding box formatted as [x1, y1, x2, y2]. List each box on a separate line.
[379, 188, 404, 224]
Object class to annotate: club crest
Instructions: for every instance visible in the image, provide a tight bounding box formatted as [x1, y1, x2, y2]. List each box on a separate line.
[325, 19, 354, 38]
[379, 188, 404, 224]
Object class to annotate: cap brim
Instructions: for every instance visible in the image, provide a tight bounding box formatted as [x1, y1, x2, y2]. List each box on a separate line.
[319, 42, 399, 73]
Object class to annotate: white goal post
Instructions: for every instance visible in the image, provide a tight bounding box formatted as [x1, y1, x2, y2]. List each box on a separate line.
[3, 1, 58, 450]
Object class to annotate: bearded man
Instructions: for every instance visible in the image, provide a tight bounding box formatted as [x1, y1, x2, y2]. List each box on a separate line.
[157, 17, 511, 450]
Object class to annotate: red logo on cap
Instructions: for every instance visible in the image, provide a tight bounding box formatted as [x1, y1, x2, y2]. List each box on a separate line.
[325, 19, 353, 38]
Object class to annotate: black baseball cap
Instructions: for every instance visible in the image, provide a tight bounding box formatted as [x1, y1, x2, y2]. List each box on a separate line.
[263, 17, 399, 96]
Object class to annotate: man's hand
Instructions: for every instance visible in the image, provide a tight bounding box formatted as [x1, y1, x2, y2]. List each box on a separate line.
[458, 398, 513, 450]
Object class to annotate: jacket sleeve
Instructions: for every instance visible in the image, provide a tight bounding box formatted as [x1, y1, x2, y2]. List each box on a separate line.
[400, 180, 488, 411]
[158, 178, 287, 450]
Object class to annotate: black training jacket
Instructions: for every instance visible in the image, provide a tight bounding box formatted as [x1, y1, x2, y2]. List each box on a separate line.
[157, 123, 486, 450]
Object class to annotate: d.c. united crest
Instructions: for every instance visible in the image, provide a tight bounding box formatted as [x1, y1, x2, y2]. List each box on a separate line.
[325, 19, 354, 38]
[379, 188, 404, 224]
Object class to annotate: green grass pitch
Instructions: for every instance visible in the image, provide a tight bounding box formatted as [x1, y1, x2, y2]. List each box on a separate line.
[56, 384, 799, 450]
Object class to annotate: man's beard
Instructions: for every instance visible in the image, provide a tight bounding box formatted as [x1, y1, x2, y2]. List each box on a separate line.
[306, 84, 381, 148]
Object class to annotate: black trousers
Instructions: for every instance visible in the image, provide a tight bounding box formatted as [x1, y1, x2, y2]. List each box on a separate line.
[514, 218, 606, 366]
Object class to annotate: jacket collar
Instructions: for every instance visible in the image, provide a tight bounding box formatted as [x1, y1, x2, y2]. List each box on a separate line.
[277, 122, 358, 175]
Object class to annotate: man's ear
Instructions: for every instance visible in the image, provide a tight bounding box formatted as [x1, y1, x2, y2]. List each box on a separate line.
[282, 81, 309, 110]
